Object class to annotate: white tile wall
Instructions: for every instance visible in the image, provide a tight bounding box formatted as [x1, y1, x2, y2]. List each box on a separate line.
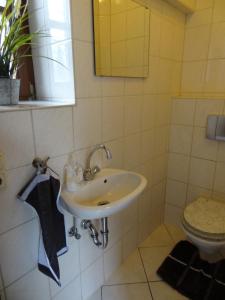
[81, 258, 104, 300]
[0, 0, 186, 299]
[166, 98, 225, 226]
[32, 107, 74, 157]
[0, 166, 35, 234]
[6, 269, 50, 300]
[103, 240, 123, 281]
[0, 219, 39, 286]
[181, 0, 225, 97]
[49, 242, 80, 297]
[53, 276, 82, 300]
[0, 111, 35, 169]
[73, 98, 102, 150]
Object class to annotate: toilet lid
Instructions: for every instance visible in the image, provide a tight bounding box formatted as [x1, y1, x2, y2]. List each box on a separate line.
[183, 197, 225, 240]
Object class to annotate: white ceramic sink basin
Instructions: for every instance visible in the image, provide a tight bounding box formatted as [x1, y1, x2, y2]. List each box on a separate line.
[60, 168, 147, 220]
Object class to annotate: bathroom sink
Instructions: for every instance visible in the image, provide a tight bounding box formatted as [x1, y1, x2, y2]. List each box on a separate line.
[60, 168, 147, 220]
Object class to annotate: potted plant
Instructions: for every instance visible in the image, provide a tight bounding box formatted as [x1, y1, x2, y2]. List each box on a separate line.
[0, 0, 42, 105]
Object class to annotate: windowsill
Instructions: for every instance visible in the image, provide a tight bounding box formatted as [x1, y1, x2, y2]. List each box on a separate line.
[0, 100, 75, 113]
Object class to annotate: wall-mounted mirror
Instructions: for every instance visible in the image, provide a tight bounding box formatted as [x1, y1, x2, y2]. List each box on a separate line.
[93, 0, 150, 78]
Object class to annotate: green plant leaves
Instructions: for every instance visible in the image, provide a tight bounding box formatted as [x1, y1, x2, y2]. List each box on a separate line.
[0, 0, 44, 78]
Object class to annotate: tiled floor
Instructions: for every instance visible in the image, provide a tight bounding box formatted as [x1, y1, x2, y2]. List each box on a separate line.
[97, 224, 189, 300]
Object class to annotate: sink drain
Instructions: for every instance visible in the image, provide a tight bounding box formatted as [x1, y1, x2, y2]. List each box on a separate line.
[97, 200, 110, 206]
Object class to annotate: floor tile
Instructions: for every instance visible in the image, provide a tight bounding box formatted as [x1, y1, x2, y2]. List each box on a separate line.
[140, 246, 173, 281]
[139, 225, 174, 248]
[102, 283, 152, 300]
[105, 250, 147, 285]
[165, 224, 186, 243]
[150, 281, 188, 300]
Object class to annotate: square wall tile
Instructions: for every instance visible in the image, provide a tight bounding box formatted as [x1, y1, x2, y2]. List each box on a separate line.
[154, 127, 169, 156]
[172, 99, 196, 126]
[32, 107, 74, 157]
[166, 179, 187, 208]
[124, 96, 142, 135]
[194, 99, 224, 127]
[150, 182, 166, 228]
[169, 125, 193, 155]
[0, 111, 35, 169]
[167, 153, 190, 182]
[73, 41, 101, 98]
[104, 240, 122, 281]
[152, 155, 167, 185]
[189, 158, 216, 189]
[79, 231, 103, 272]
[141, 130, 154, 163]
[213, 0, 225, 23]
[142, 95, 155, 131]
[122, 200, 138, 234]
[0, 219, 39, 286]
[124, 133, 141, 169]
[49, 242, 80, 297]
[196, 0, 214, 10]
[6, 269, 50, 300]
[191, 127, 218, 160]
[71, 0, 93, 42]
[138, 189, 152, 225]
[209, 22, 225, 59]
[102, 97, 124, 142]
[0, 165, 35, 234]
[187, 8, 212, 28]
[124, 78, 143, 96]
[102, 77, 125, 97]
[164, 204, 183, 227]
[181, 61, 206, 93]
[122, 226, 138, 259]
[81, 257, 104, 300]
[53, 276, 82, 300]
[107, 213, 123, 249]
[187, 184, 212, 204]
[204, 60, 225, 93]
[214, 162, 225, 193]
[217, 142, 225, 162]
[150, 12, 161, 57]
[183, 25, 211, 61]
[73, 98, 102, 150]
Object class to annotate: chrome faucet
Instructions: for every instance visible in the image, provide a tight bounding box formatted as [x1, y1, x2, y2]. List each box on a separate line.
[83, 144, 112, 181]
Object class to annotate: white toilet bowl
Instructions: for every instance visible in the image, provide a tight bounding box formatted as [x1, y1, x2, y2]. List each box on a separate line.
[181, 197, 225, 254]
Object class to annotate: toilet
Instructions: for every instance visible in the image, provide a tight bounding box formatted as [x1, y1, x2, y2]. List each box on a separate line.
[181, 197, 225, 254]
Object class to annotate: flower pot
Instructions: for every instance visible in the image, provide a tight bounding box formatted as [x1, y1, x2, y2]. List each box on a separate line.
[0, 78, 21, 105]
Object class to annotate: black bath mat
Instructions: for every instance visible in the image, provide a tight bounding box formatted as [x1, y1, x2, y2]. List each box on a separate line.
[157, 240, 225, 300]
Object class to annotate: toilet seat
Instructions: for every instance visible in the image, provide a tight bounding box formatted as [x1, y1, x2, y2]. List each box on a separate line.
[182, 197, 225, 242]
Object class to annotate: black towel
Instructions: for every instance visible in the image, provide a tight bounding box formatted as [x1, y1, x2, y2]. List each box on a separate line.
[157, 240, 225, 300]
[18, 169, 68, 286]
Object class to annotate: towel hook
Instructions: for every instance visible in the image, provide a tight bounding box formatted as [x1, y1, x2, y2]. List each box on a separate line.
[32, 157, 50, 174]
